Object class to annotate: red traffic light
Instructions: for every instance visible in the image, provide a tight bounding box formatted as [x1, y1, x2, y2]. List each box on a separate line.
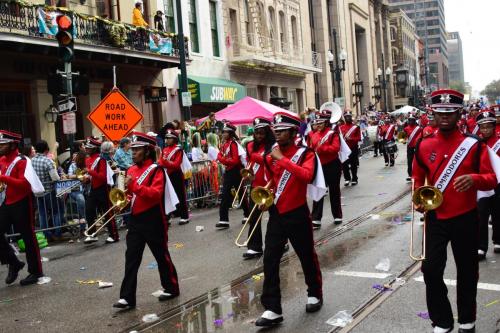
[56, 15, 72, 30]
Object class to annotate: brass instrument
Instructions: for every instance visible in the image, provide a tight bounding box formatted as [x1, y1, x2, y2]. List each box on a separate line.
[84, 171, 129, 239]
[235, 182, 274, 247]
[410, 181, 443, 261]
[0, 170, 5, 193]
[231, 164, 253, 209]
[75, 168, 88, 181]
[397, 131, 407, 144]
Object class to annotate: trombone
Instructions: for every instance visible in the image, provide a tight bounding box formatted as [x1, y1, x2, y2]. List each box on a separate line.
[84, 171, 129, 239]
[235, 181, 274, 247]
[231, 165, 253, 209]
[409, 180, 443, 261]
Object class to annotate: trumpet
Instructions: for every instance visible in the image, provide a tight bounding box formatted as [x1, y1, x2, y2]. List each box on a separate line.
[231, 164, 253, 209]
[0, 170, 5, 193]
[235, 182, 274, 247]
[409, 181, 443, 261]
[84, 171, 129, 239]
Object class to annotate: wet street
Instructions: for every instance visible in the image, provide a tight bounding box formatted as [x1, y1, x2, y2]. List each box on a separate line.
[1, 147, 500, 333]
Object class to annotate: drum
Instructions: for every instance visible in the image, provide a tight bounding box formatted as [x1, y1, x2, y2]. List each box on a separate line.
[367, 126, 378, 143]
[384, 140, 398, 154]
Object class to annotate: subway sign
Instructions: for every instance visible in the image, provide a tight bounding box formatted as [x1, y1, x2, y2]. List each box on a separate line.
[185, 75, 246, 104]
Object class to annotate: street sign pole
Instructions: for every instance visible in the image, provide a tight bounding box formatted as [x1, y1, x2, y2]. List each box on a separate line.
[175, 0, 191, 121]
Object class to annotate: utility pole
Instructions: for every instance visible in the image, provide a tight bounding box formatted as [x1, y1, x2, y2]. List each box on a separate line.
[175, 0, 190, 121]
[333, 28, 343, 98]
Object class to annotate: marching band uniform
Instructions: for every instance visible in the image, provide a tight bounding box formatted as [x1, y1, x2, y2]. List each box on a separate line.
[413, 90, 497, 333]
[216, 123, 249, 229]
[0, 130, 45, 286]
[256, 113, 324, 327]
[491, 105, 500, 136]
[339, 112, 361, 186]
[381, 118, 397, 167]
[158, 130, 190, 225]
[403, 116, 422, 181]
[373, 120, 384, 157]
[466, 104, 480, 135]
[242, 118, 274, 259]
[115, 133, 180, 309]
[475, 111, 500, 259]
[308, 111, 343, 228]
[83, 137, 118, 244]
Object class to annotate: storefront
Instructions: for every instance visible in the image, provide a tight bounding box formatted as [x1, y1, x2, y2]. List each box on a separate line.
[185, 75, 246, 119]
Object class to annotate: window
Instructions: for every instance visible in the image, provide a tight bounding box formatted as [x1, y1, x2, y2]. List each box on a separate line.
[163, 0, 176, 33]
[268, 6, 276, 44]
[209, 1, 220, 57]
[244, 0, 253, 44]
[390, 26, 397, 41]
[188, 0, 199, 53]
[291, 16, 298, 48]
[279, 11, 286, 52]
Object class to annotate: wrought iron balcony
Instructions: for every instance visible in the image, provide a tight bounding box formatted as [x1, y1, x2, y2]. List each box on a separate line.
[228, 33, 322, 73]
[0, 1, 188, 64]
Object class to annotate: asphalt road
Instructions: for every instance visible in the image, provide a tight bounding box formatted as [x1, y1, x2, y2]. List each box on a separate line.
[1, 145, 499, 333]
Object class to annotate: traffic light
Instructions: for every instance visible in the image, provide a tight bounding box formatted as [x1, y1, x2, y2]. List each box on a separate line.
[55, 14, 74, 62]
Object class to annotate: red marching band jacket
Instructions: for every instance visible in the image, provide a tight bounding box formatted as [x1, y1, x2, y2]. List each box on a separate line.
[422, 125, 438, 137]
[412, 129, 497, 220]
[466, 118, 479, 135]
[159, 145, 183, 175]
[217, 139, 242, 171]
[380, 124, 396, 141]
[86, 153, 107, 189]
[403, 124, 423, 148]
[307, 128, 340, 165]
[126, 159, 166, 216]
[0, 149, 31, 205]
[486, 134, 500, 157]
[339, 123, 361, 150]
[246, 141, 269, 188]
[264, 144, 316, 214]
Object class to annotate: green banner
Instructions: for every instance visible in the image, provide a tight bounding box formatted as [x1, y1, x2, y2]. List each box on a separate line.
[185, 75, 246, 104]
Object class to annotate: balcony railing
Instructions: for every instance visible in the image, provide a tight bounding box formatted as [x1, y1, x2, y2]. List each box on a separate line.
[0, 1, 188, 60]
[229, 33, 322, 72]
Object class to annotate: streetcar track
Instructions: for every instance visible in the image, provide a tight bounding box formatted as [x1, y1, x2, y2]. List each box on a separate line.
[123, 188, 411, 332]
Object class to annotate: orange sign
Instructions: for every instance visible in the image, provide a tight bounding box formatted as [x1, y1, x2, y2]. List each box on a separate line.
[87, 88, 143, 142]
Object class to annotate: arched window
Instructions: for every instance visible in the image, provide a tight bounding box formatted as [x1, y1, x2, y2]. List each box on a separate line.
[291, 15, 298, 49]
[244, 0, 253, 45]
[268, 6, 276, 41]
[391, 47, 399, 66]
[279, 10, 286, 52]
[390, 26, 397, 41]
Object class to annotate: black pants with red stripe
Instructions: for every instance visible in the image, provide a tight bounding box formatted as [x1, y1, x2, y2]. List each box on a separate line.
[261, 204, 322, 314]
[119, 205, 179, 306]
[422, 209, 478, 328]
[407, 147, 416, 177]
[85, 185, 119, 240]
[219, 167, 249, 222]
[478, 194, 500, 252]
[342, 146, 359, 182]
[312, 159, 342, 221]
[0, 196, 43, 275]
[169, 170, 189, 220]
[246, 199, 263, 252]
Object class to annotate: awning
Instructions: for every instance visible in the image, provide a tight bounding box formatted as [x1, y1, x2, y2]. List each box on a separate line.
[185, 75, 246, 104]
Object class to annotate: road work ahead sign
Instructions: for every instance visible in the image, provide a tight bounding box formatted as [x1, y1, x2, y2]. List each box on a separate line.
[87, 88, 143, 141]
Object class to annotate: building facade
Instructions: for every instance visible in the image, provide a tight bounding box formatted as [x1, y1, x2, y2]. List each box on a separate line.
[447, 31, 464, 84]
[222, 0, 322, 114]
[308, 0, 395, 114]
[388, 0, 449, 91]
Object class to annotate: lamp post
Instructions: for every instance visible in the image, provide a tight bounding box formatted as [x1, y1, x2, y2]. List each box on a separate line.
[328, 28, 347, 98]
[44, 105, 59, 123]
[352, 73, 363, 114]
[372, 78, 382, 106]
[377, 54, 392, 113]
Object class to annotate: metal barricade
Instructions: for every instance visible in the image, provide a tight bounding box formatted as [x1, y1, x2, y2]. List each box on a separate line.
[185, 160, 222, 207]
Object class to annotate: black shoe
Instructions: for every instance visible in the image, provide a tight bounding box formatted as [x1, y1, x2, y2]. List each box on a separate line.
[158, 291, 179, 302]
[242, 251, 263, 260]
[20, 273, 42, 286]
[458, 327, 475, 333]
[351, 180, 358, 186]
[478, 250, 486, 261]
[215, 222, 230, 229]
[373, 154, 378, 157]
[255, 316, 283, 327]
[113, 299, 135, 309]
[390, 163, 395, 167]
[312, 221, 321, 230]
[493, 245, 500, 253]
[179, 219, 190, 225]
[306, 299, 323, 313]
[241, 218, 248, 225]
[385, 163, 389, 166]
[5, 261, 25, 285]
[334, 218, 343, 225]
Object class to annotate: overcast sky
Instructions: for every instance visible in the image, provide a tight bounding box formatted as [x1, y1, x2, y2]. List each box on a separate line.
[445, 0, 500, 94]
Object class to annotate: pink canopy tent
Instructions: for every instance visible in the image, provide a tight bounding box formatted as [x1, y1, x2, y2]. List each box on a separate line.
[196, 96, 299, 126]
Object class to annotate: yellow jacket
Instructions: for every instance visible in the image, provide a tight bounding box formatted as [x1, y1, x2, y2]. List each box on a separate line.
[132, 8, 148, 27]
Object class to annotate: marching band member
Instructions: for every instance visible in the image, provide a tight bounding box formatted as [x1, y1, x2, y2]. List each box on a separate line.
[374, 119, 384, 157]
[466, 104, 480, 135]
[492, 105, 500, 136]
[0, 130, 45, 286]
[241, 117, 275, 259]
[412, 89, 497, 333]
[158, 129, 190, 225]
[423, 112, 438, 137]
[255, 113, 324, 327]
[308, 110, 342, 228]
[403, 115, 422, 182]
[340, 111, 361, 186]
[83, 137, 117, 244]
[216, 123, 249, 229]
[114, 132, 180, 309]
[381, 117, 397, 167]
[476, 110, 500, 259]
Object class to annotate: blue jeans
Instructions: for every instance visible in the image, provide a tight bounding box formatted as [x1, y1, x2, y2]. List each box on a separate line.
[37, 191, 65, 237]
[69, 191, 86, 230]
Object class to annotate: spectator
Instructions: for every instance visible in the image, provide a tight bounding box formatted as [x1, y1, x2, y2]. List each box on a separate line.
[114, 138, 132, 171]
[32, 140, 66, 241]
[67, 151, 87, 232]
[21, 144, 35, 159]
[191, 132, 207, 162]
[154, 10, 164, 31]
[132, 1, 148, 27]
